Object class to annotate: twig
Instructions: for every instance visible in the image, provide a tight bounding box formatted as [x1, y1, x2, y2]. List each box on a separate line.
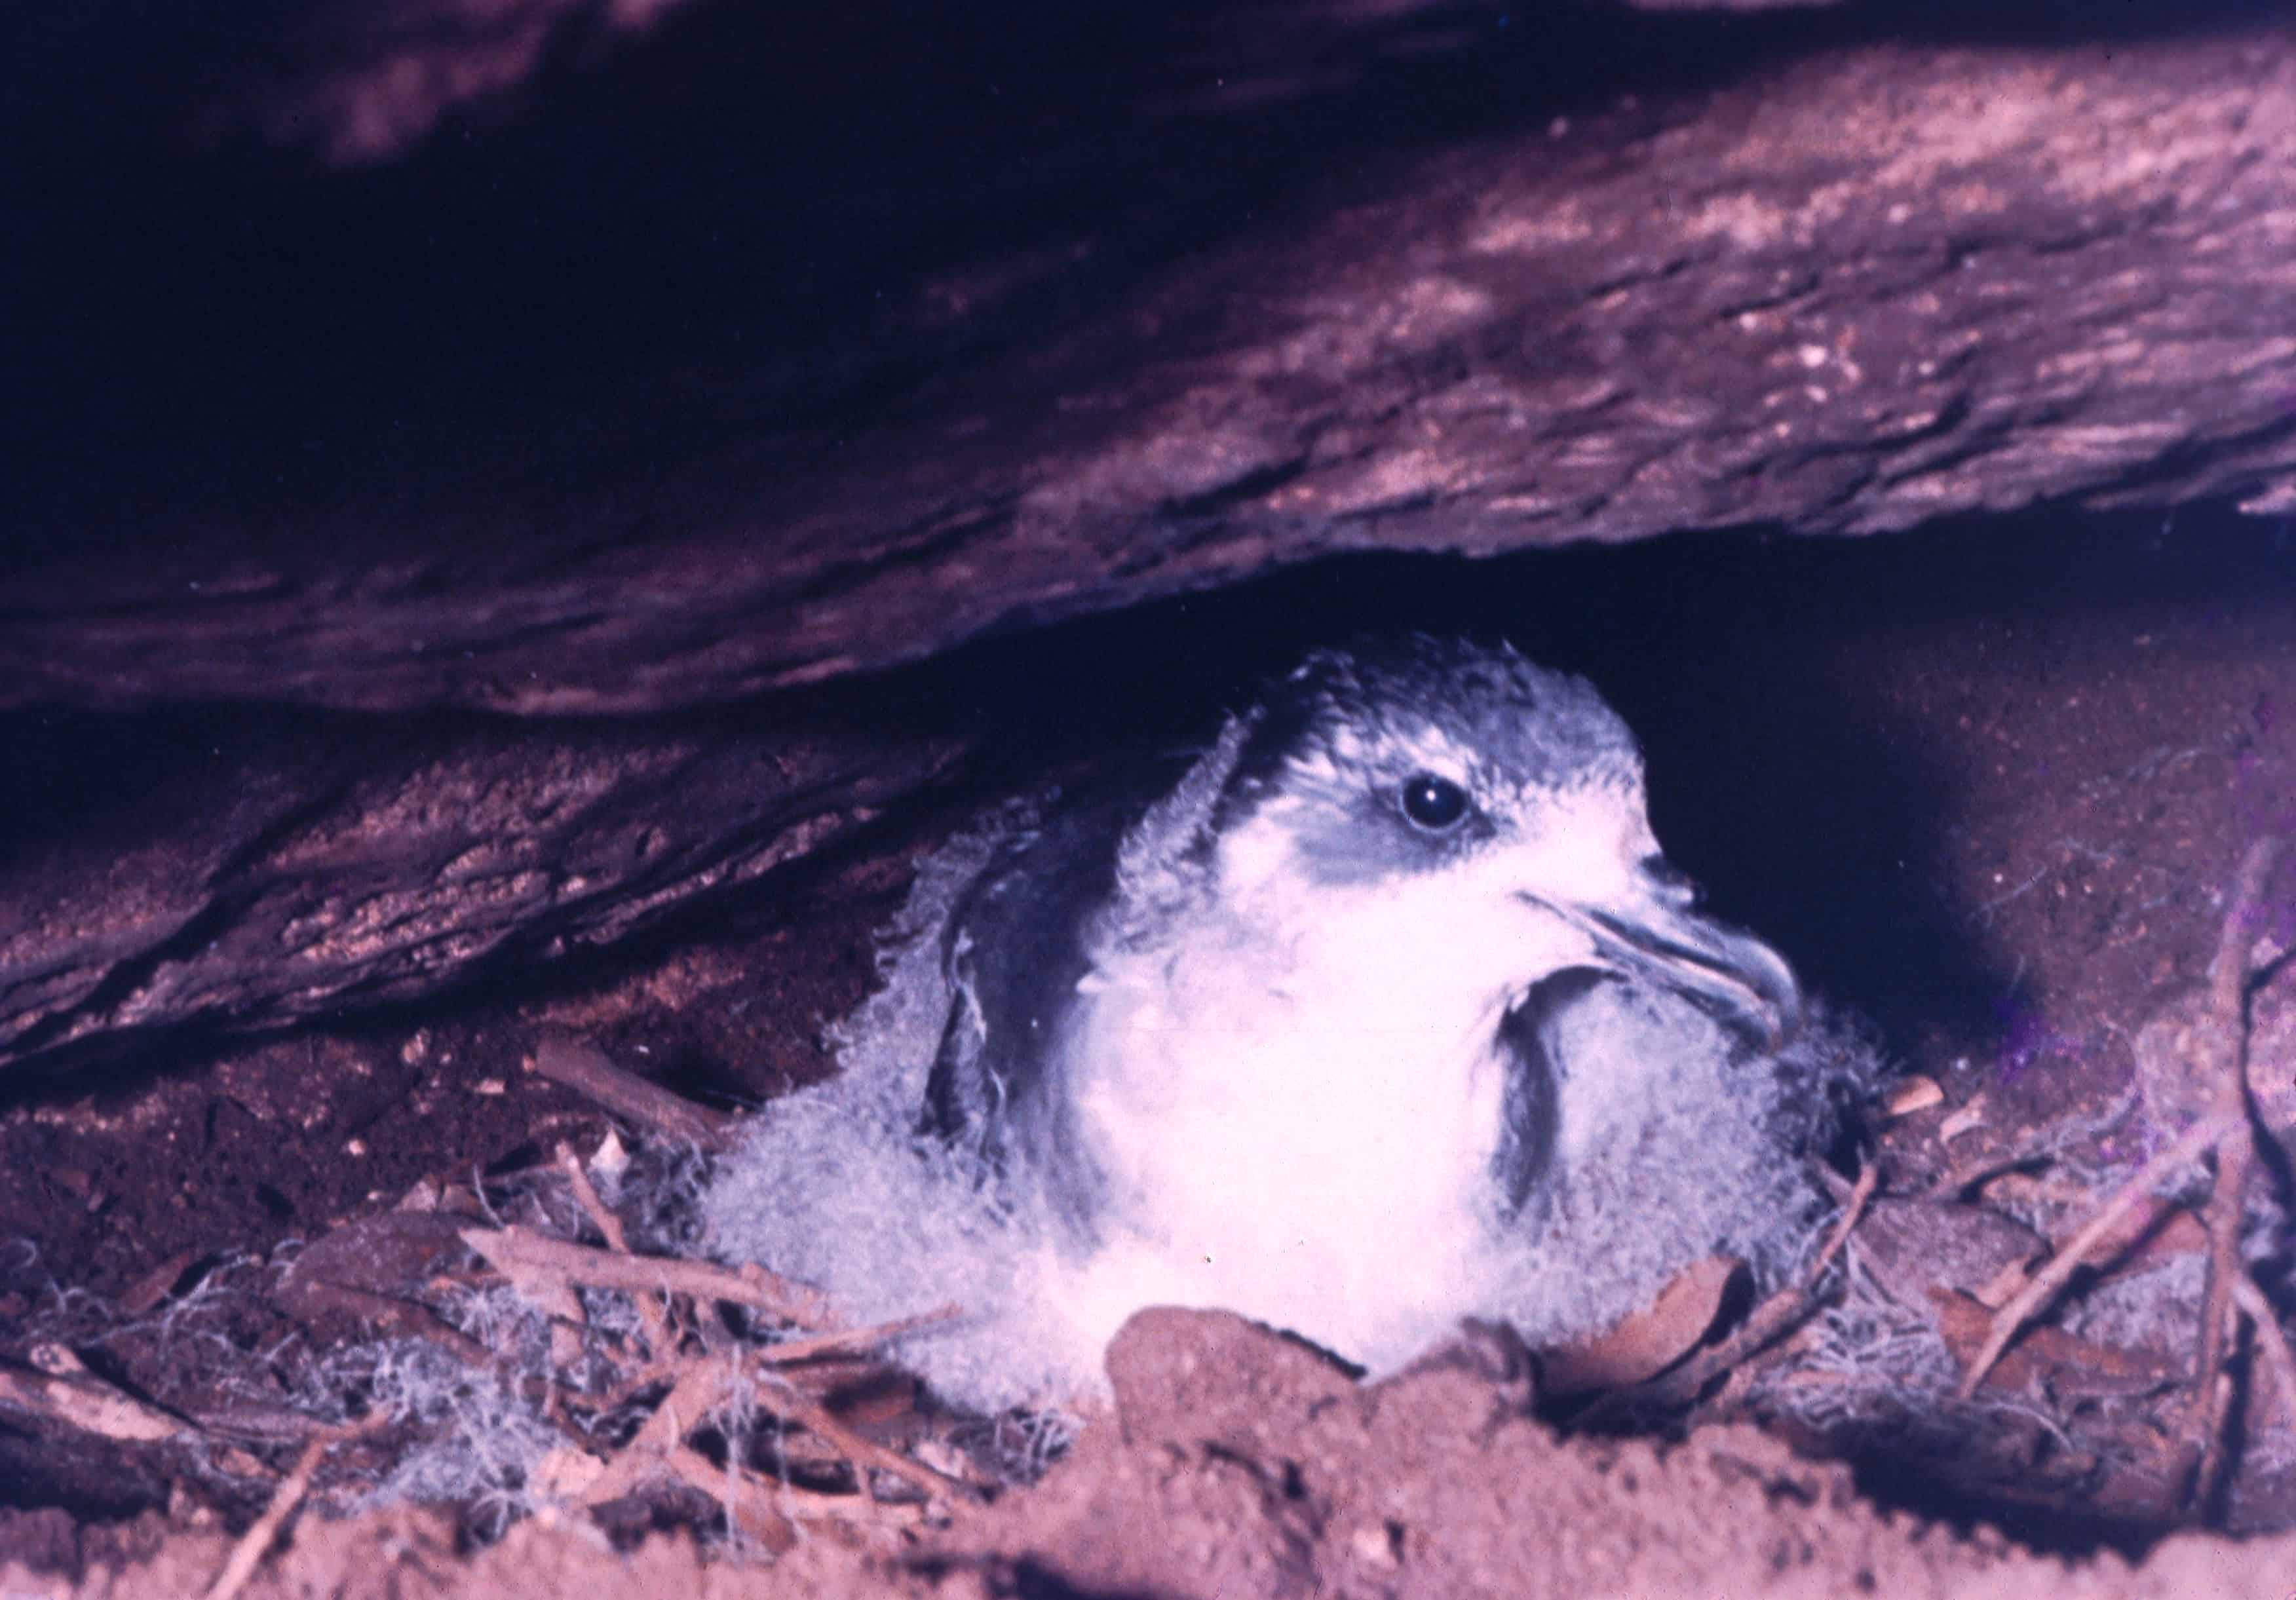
[2182, 837, 2282, 1505]
[2, 1350, 182, 1443]
[581, 1359, 731, 1507]
[293, 1280, 501, 1367]
[1924, 1147, 2050, 1202]
[557, 1140, 635, 1255]
[555, 1142, 673, 1355]
[1808, 1159, 1880, 1284]
[756, 1306, 962, 1366]
[532, 1033, 735, 1149]
[203, 1435, 325, 1600]
[1923, 1088, 2140, 1202]
[744, 1374, 979, 1502]
[1586, 1159, 1878, 1422]
[662, 1445, 922, 1529]
[1670, 1158, 1877, 1390]
[574, 1325, 978, 1511]
[2232, 1276, 2296, 1433]
[459, 1225, 828, 1324]
[1954, 1113, 2241, 1401]
[668, 1442, 790, 1550]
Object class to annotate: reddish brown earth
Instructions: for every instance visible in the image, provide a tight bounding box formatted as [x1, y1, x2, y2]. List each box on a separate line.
[7, 1312, 2296, 1599]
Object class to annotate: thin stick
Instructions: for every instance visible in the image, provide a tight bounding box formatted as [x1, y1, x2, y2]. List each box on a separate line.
[460, 1225, 828, 1324]
[1672, 1158, 1877, 1388]
[1925, 1147, 2050, 1202]
[532, 1033, 735, 1149]
[1955, 1113, 2240, 1400]
[756, 1305, 962, 1365]
[575, 1335, 976, 1510]
[580, 1360, 731, 1507]
[203, 1436, 325, 1600]
[300, 1281, 501, 1368]
[1810, 1159, 1880, 1284]
[746, 1376, 978, 1502]
[0, 1357, 182, 1444]
[663, 1445, 922, 1528]
[2184, 838, 2281, 1504]
[557, 1140, 635, 1254]
[1586, 1159, 1877, 1423]
[2232, 1276, 2296, 1433]
[556, 1141, 673, 1354]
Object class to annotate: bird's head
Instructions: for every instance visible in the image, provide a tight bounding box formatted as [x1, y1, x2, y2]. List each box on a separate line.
[1207, 638, 1800, 1048]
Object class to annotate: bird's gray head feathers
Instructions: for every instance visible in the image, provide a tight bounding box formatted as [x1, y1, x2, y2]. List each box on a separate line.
[1126, 637, 1797, 1048]
[1099, 638, 1638, 940]
[1223, 638, 1645, 839]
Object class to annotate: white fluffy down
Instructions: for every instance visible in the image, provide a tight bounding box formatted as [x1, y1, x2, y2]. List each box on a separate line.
[704, 818, 1879, 1416]
[703, 818, 1094, 1412]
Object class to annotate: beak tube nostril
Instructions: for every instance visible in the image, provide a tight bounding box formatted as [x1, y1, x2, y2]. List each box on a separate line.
[1574, 901, 1802, 1052]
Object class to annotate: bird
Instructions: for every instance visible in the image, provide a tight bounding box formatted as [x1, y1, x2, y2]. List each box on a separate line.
[704, 637, 1874, 1415]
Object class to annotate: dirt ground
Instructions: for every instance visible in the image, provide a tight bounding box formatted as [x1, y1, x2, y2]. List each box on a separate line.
[11, 1310, 2296, 1600]
[6, 505, 2296, 1595]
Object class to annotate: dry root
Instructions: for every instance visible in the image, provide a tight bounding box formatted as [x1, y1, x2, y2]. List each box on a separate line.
[1949, 837, 2289, 1516]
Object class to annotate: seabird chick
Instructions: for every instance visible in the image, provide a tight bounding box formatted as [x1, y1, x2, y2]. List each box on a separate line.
[706, 638, 1875, 1413]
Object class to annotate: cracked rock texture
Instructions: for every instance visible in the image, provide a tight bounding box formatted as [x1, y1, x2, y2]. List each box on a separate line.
[6, 5, 2293, 715]
[0, 707, 953, 1073]
[3, 1, 2293, 1073]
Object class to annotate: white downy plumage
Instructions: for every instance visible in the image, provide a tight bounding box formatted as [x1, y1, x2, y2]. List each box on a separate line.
[704, 640, 1879, 1414]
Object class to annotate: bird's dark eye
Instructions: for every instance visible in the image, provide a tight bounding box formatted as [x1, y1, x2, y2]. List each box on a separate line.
[1400, 772, 1471, 831]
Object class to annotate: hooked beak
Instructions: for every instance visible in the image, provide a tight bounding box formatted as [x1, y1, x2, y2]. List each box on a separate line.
[1537, 864, 1801, 1049]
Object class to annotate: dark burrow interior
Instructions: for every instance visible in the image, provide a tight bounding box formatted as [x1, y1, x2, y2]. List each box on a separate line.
[5, 497, 2296, 1569]
[13, 0, 2274, 550]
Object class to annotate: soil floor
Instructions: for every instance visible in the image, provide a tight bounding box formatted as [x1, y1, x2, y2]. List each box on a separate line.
[7, 503, 2296, 1595]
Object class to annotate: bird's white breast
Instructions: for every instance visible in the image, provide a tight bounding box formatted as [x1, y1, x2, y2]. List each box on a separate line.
[1048, 824, 1572, 1374]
